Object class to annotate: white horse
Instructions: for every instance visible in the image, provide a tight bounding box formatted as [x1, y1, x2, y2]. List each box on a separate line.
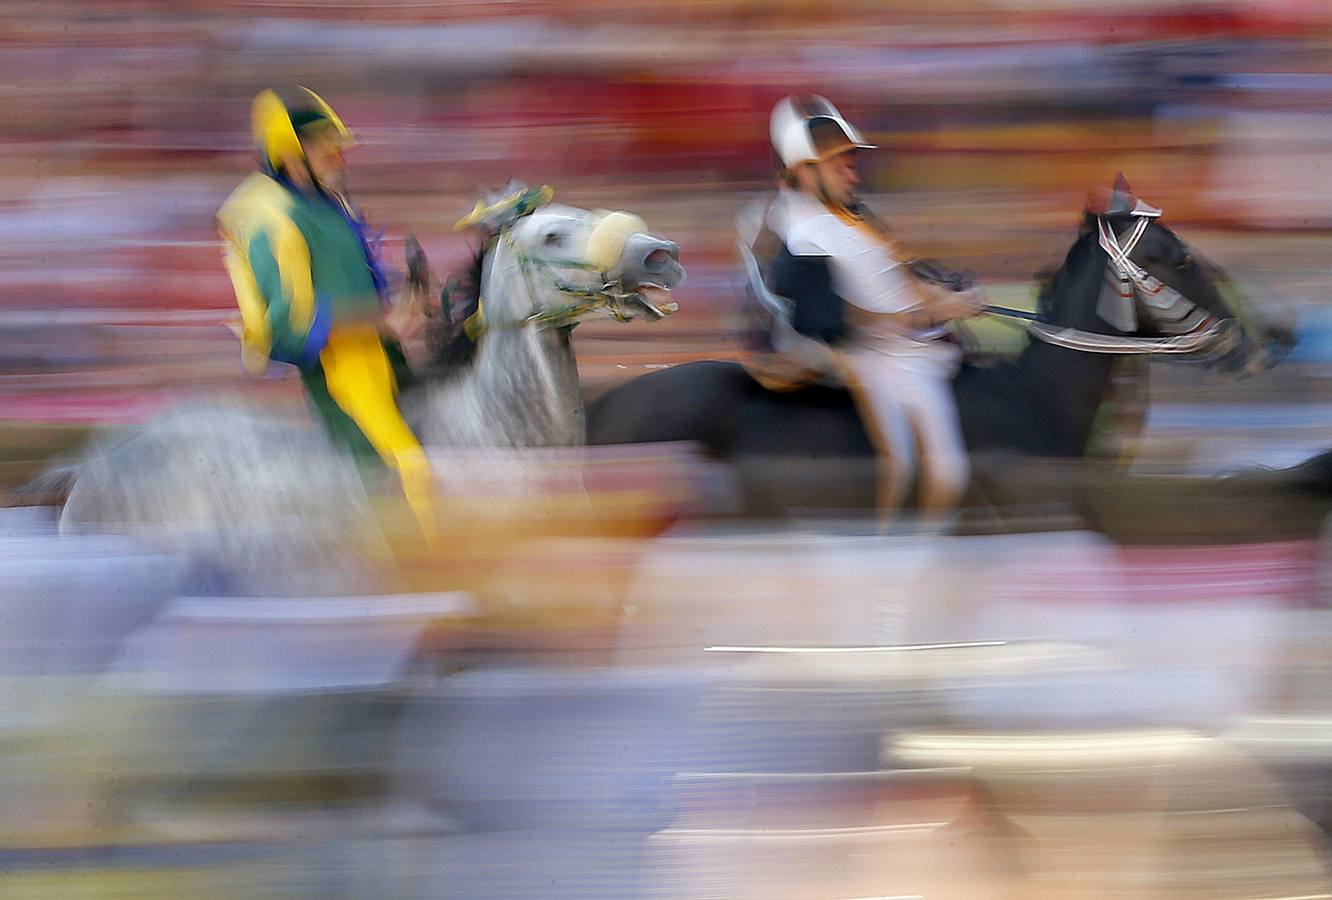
[404, 196, 681, 448]
[54, 191, 684, 587]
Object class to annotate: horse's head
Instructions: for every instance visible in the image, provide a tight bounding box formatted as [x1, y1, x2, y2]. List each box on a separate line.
[1034, 176, 1293, 374]
[470, 186, 685, 332]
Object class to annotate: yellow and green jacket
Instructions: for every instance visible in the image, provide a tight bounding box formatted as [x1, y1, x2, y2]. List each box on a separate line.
[218, 172, 385, 372]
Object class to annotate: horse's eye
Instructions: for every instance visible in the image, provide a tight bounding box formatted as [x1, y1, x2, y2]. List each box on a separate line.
[1175, 254, 1192, 271]
[543, 232, 562, 247]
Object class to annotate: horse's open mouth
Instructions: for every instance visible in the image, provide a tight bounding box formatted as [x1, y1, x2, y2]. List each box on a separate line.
[631, 284, 678, 319]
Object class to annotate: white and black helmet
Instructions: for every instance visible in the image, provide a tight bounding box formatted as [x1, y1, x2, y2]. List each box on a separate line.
[769, 94, 875, 170]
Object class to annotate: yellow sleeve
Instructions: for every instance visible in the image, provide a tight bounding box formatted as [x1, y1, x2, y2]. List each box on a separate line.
[221, 238, 273, 373]
[245, 216, 319, 362]
[269, 215, 316, 336]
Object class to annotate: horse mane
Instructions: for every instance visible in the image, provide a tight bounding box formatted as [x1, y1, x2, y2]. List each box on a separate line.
[1033, 214, 1102, 321]
[420, 240, 488, 377]
[417, 181, 556, 376]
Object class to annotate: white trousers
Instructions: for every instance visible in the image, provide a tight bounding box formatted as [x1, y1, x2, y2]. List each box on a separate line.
[836, 341, 970, 514]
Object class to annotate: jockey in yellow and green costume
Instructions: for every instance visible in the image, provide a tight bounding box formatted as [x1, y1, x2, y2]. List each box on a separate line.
[217, 86, 433, 530]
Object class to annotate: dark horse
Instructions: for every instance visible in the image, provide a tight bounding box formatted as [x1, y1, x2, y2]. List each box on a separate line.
[586, 182, 1299, 531]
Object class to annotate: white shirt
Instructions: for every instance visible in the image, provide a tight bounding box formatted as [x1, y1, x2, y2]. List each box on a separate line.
[767, 189, 957, 358]
[769, 188, 917, 315]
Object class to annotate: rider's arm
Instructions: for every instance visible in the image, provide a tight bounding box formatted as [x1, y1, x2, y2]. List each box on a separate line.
[221, 237, 273, 374]
[904, 281, 985, 330]
[828, 244, 981, 333]
[247, 222, 330, 369]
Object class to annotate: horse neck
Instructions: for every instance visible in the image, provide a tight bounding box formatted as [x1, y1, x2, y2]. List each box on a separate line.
[1011, 228, 1123, 455]
[472, 324, 585, 446]
[465, 242, 585, 446]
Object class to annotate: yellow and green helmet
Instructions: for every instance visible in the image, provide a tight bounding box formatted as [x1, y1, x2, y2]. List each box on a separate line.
[251, 86, 353, 172]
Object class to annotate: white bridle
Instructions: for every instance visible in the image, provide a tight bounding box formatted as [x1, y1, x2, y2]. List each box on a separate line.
[1023, 203, 1237, 359]
[1093, 203, 1208, 338]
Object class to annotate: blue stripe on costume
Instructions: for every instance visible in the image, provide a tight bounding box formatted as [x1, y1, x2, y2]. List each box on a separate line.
[268, 293, 332, 371]
[332, 194, 390, 304]
[297, 294, 334, 369]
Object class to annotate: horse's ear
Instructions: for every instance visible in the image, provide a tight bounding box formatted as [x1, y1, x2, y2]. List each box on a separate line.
[1109, 172, 1139, 214]
[1085, 172, 1146, 217]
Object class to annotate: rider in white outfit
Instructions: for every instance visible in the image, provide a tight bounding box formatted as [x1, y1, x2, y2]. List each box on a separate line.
[764, 95, 984, 515]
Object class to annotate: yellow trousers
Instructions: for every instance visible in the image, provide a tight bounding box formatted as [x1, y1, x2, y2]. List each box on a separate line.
[318, 325, 435, 534]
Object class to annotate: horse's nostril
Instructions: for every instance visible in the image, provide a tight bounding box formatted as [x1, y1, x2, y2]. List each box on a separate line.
[645, 248, 673, 272]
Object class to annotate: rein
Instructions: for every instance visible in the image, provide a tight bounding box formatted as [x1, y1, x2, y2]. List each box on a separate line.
[1026, 317, 1240, 357]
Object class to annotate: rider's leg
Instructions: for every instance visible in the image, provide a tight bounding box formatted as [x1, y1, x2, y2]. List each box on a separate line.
[316, 324, 435, 535]
[301, 367, 381, 474]
[835, 351, 916, 520]
[898, 374, 970, 514]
